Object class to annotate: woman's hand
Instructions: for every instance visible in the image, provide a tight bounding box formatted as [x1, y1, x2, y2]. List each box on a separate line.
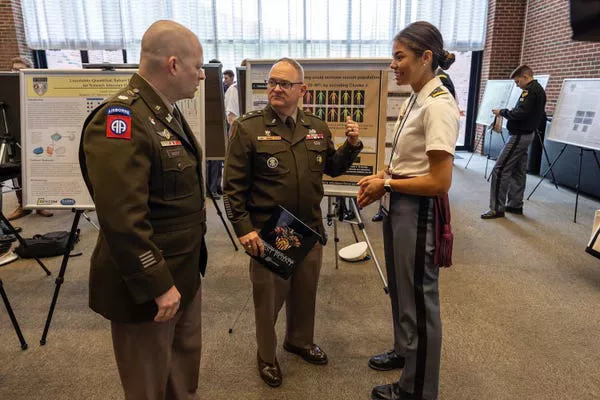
[357, 178, 385, 208]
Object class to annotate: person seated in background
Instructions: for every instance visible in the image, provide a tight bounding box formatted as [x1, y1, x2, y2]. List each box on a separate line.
[6, 56, 54, 220]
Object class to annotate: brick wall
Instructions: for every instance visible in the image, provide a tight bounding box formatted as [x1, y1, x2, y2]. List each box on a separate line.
[475, 0, 600, 153]
[0, 0, 31, 70]
[475, 0, 527, 153]
[522, 0, 600, 113]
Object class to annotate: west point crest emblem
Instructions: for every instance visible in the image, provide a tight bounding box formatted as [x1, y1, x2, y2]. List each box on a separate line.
[267, 157, 279, 169]
[32, 77, 48, 96]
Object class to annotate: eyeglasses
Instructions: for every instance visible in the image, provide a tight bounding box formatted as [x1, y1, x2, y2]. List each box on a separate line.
[266, 79, 303, 90]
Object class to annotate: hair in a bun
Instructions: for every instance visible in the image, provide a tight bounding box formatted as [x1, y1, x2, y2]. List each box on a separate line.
[438, 50, 456, 70]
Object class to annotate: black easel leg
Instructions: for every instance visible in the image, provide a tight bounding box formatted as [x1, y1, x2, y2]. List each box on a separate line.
[484, 129, 492, 180]
[527, 144, 568, 200]
[0, 212, 50, 276]
[465, 128, 485, 170]
[208, 193, 238, 251]
[40, 210, 82, 345]
[574, 148, 584, 223]
[537, 131, 558, 189]
[0, 279, 28, 350]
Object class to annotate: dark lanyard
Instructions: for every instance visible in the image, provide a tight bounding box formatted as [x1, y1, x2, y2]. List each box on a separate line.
[388, 94, 417, 166]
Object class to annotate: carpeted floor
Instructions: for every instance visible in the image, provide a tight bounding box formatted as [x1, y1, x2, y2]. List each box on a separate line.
[1, 153, 599, 400]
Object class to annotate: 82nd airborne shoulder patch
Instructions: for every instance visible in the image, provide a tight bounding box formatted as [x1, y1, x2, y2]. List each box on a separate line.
[106, 106, 132, 140]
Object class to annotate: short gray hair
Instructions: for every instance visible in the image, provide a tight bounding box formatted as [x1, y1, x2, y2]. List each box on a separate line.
[273, 57, 304, 81]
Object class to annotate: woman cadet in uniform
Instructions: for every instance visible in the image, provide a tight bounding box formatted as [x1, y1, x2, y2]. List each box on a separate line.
[357, 21, 460, 400]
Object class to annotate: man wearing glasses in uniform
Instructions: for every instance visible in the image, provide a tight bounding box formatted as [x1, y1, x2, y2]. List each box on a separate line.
[223, 57, 362, 387]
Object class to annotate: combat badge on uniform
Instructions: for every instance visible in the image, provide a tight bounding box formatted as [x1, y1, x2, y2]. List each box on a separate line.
[106, 106, 132, 140]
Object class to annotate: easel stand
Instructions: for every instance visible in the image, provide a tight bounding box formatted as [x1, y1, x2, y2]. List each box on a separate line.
[527, 144, 600, 223]
[208, 192, 238, 251]
[40, 209, 83, 345]
[326, 194, 388, 294]
[0, 279, 28, 349]
[465, 124, 506, 180]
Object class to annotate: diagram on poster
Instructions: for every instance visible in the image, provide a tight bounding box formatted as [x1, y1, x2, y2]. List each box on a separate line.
[21, 70, 204, 209]
[547, 79, 600, 151]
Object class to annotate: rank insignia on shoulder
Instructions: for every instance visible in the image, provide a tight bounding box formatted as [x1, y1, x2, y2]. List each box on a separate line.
[521, 91, 529, 98]
[105, 106, 132, 140]
[306, 133, 324, 140]
[430, 87, 447, 98]
[160, 140, 182, 147]
[257, 135, 282, 141]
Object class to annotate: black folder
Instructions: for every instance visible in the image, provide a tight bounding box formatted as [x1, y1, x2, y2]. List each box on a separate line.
[248, 206, 322, 279]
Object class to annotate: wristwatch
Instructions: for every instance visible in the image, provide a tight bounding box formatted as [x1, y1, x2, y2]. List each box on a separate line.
[384, 178, 393, 193]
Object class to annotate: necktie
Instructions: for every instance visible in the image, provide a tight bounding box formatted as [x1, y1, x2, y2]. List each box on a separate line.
[285, 116, 296, 131]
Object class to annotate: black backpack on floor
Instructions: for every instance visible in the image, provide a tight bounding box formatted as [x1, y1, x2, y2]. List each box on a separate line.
[15, 230, 79, 259]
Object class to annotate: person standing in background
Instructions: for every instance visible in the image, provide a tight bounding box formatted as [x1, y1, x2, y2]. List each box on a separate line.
[481, 65, 546, 219]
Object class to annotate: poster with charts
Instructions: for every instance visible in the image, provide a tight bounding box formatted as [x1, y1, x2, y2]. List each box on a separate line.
[246, 59, 391, 185]
[547, 79, 600, 151]
[20, 70, 204, 210]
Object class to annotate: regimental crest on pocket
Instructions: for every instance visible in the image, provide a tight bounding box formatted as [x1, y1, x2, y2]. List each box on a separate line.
[267, 157, 279, 169]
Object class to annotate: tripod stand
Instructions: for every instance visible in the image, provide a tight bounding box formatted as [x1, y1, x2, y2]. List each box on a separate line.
[0, 278, 28, 349]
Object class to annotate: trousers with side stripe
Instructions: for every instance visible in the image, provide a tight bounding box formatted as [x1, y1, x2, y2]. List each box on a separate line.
[489, 132, 534, 212]
[383, 193, 440, 400]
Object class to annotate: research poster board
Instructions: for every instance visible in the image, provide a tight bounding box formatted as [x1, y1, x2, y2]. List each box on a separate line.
[475, 80, 514, 126]
[246, 58, 391, 185]
[547, 78, 600, 151]
[20, 69, 205, 209]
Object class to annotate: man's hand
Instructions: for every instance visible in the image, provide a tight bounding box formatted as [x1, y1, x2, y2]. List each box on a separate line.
[239, 231, 264, 257]
[345, 116, 360, 146]
[154, 285, 181, 322]
[492, 109, 501, 116]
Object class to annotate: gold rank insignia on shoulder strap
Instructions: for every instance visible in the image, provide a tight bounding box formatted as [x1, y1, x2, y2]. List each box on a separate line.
[430, 86, 447, 98]
[239, 110, 263, 121]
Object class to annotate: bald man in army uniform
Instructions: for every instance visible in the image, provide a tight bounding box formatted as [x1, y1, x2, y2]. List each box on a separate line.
[224, 57, 362, 387]
[79, 20, 207, 399]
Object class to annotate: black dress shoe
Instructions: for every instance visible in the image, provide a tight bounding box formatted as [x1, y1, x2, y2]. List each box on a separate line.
[505, 206, 523, 214]
[283, 342, 328, 365]
[257, 353, 282, 387]
[371, 383, 419, 400]
[372, 212, 383, 222]
[480, 209, 505, 219]
[368, 349, 405, 371]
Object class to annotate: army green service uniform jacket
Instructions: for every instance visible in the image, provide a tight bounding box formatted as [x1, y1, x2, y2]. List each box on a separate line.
[223, 105, 362, 238]
[79, 73, 207, 323]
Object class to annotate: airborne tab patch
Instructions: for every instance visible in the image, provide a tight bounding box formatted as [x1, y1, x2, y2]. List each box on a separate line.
[106, 106, 132, 139]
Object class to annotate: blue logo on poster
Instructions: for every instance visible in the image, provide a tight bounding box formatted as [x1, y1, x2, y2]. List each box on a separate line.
[60, 198, 76, 206]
